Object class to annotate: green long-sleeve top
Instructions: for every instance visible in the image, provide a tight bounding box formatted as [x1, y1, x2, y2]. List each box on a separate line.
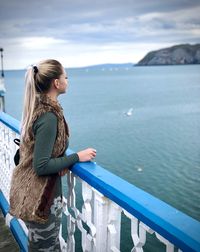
[32, 112, 79, 176]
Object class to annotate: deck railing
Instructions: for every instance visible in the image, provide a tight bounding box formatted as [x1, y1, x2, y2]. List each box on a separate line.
[0, 111, 200, 252]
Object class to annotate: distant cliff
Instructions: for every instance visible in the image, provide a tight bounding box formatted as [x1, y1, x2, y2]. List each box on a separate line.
[137, 44, 200, 66]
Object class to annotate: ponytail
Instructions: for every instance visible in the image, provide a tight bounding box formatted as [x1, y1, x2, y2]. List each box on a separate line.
[20, 67, 37, 143]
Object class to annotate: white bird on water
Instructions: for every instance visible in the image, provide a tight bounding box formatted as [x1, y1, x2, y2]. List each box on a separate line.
[126, 108, 133, 116]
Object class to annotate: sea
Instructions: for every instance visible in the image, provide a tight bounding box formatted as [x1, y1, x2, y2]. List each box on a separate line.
[2, 64, 200, 251]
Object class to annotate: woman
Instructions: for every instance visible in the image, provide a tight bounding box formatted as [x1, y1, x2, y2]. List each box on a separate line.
[9, 59, 96, 251]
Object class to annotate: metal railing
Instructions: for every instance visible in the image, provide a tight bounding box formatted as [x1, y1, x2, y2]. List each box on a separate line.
[0, 111, 200, 252]
[0, 77, 6, 112]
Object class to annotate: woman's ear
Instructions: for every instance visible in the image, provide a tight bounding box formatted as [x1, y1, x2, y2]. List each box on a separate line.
[53, 79, 60, 89]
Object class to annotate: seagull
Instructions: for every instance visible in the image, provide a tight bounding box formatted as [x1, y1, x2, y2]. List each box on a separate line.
[126, 108, 133, 116]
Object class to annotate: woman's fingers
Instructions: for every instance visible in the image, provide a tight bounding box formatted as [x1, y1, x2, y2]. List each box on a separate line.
[90, 149, 96, 159]
[77, 148, 97, 162]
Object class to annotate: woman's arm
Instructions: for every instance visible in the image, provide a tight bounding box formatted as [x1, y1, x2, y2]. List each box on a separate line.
[32, 112, 79, 176]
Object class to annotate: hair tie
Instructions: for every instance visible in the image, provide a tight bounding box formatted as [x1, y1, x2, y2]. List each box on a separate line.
[33, 65, 38, 74]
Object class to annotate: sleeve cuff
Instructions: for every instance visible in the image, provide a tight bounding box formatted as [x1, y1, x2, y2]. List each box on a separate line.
[64, 153, 79, 167]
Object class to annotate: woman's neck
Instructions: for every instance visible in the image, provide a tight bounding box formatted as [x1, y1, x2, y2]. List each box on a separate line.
[46, 92, 58, 102]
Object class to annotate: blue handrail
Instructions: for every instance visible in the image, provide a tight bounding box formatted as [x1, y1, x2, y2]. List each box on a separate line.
[1, 111, 200, 252]
[0, 191, 28, 252]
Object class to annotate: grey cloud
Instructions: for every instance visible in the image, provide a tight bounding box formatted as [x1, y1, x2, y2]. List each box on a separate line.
[1, 0, 200, 21]
[0, 0, 200, 45]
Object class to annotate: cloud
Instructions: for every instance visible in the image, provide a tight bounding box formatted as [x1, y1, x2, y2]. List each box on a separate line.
[1, 0, 200, 40]
[20, 37, 67, 50]
[0, 0, 200, 69]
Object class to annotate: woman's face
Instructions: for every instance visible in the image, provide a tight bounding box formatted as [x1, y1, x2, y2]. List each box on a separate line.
[58, 69, 68, 94]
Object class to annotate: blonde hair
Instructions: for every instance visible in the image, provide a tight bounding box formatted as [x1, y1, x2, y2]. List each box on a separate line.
[20, 59, 63, 142]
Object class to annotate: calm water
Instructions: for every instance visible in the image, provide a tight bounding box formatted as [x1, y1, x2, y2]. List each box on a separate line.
[3, 65, 200, 251]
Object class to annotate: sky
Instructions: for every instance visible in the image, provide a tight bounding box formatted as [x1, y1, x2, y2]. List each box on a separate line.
[0, 0, 200, 69]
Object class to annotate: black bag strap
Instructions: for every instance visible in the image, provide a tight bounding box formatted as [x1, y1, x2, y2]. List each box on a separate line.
[14, 138, 20, 146]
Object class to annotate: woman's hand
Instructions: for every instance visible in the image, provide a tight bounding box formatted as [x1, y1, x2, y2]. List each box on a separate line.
[77, 148, 97, 162]
[58, 148, 96, 176]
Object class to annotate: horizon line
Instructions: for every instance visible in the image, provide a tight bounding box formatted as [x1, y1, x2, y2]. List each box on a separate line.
[3, 62, 135, 71]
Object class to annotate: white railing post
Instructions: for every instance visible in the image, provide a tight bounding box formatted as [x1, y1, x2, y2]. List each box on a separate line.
[92, 190, 121, 252]
[107, 202, 121, 252]
[82, 181, 96, 251]
[93, 189, 109, 252]
[66, 171, 76, 252]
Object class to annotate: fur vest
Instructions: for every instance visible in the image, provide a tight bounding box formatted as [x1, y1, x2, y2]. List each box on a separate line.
[9, 94, 69, 223]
